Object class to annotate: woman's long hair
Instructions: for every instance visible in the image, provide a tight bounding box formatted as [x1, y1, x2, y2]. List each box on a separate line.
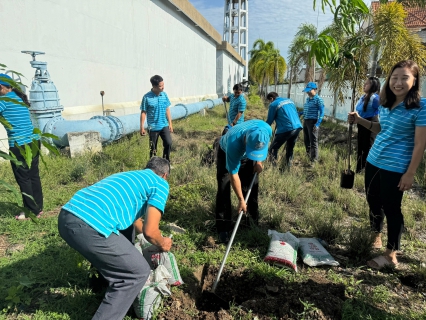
[1, 84, 31, 107]
[380, 60, 420, 110]
[363, 77, 381, 112]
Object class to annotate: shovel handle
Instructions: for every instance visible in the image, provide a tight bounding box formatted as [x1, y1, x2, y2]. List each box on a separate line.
[211, 172, 257, 293]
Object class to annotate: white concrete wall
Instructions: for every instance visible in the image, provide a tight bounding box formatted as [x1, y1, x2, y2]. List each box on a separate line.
[1, 0, 219, 109]
[216, 50, 244, 96]
[0, 0, 244, 150]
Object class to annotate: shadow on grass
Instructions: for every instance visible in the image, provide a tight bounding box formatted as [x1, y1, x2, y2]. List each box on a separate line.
[0, 201, 21, 218]
[0, 242, 101, 319]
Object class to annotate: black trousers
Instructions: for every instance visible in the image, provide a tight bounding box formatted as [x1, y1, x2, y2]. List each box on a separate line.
[215, 147, 259, 233]
[9, 140, 43, 214]
[269, 128, 302, 167]
[365, 162, 404, 251]
[303, 119, 319, 161]
[356, 116, 378, 173]
[149, 126, 172, 162]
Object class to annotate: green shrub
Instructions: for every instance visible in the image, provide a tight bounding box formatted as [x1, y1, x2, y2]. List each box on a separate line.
[344, 224, 375, 261]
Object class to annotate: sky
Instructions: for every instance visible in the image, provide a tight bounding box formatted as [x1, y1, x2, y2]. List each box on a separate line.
[189, 0, 373, 62]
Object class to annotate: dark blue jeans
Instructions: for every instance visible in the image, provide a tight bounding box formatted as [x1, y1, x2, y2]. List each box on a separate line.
[268, 128, 302, 167]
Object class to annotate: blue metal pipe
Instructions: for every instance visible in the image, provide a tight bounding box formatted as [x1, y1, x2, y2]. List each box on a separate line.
[22, 51, 224, 147]
[43, 98, 223, 147]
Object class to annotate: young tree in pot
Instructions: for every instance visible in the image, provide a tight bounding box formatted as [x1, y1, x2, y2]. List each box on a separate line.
[309, 0, 374, 188]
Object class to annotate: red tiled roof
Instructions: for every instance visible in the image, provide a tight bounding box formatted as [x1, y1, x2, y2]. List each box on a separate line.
[371, 1, 426, 29]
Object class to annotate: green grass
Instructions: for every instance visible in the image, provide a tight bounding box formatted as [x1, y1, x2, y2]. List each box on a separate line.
[1, 100, 426, 319]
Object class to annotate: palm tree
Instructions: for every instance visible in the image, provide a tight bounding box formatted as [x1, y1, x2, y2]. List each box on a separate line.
[294, 23, 318, 83]
[249, 40, 286, 97]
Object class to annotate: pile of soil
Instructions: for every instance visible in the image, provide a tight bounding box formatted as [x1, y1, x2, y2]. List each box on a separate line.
[159, 265, 346, 319]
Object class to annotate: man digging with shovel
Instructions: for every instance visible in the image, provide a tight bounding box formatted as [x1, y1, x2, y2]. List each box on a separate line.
[58, 157, 172, 320]
[215, 119, 272, 243]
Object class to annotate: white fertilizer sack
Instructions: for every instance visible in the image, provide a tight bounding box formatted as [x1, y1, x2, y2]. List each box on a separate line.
[150, 251, 184, 286]
[298, 238, 339, 267]
[133, 265, 171, 319]
[264, 230, 299, 272]
[133, 282, 171, 320]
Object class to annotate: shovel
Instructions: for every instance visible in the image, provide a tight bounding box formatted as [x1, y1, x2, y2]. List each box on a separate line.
[202, 172, 258, 307]
[340, 73, 359, 189]
[340, 124, 355, 189]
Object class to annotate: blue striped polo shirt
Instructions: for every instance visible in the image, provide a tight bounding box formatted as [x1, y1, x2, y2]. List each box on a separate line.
[266, 97, 302, 134]
[220, 119, 272, 174]
[367, 99, 426, 173]
[62, 169, 169, 238]
[0, 91, 39, 147]
[140, 91, 171, 131]
[227, 94, 246, 125]
[355, 93, 380, 119]
[303, 94, 325, 127]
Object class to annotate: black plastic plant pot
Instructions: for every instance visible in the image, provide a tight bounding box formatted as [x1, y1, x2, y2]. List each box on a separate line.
[340, 169, 355, 189]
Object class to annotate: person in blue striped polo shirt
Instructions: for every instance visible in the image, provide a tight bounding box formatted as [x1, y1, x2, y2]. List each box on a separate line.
[215, 119, 272, 243]
[140, 75, 173, 162]
[0, 74, 43, 220]
[349, 60, 426, 269]
[302, 82, 325, 162]
[222, 83, 246, 127]
[58, 157, 172, 320]
[354, 77, 381, 173]
[266, 92, 302, 169]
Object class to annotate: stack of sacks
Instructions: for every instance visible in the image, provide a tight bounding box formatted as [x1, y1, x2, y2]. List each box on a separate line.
[133, 234, 184, 319]
[264, 230, 339, 272]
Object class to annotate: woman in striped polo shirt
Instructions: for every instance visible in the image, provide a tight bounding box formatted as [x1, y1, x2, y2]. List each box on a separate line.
[0, 74, 43, 220]
[348, 60, 426, 269]
[355, 77, 381, 173]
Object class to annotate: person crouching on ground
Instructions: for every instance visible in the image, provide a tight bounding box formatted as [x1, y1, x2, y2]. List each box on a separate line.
[140, 75, 173, 162]
[0, 74, 44, 220]
[266, 92, 302, 170]
[58, 157, 172, 320]
[348, 60, 426, 270]
[355, 77, 381, 173]
[222, 83, 246, 127]
[302, 82, 324, 163]
[215, 119, 272, 243]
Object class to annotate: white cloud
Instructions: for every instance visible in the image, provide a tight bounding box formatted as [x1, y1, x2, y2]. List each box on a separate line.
[190, 0, 373, 61]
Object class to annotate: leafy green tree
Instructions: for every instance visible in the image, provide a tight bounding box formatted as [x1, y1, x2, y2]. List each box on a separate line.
[373, 2, 426, 75]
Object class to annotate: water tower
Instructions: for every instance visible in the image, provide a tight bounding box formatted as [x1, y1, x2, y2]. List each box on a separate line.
[223, 0, 248, 81]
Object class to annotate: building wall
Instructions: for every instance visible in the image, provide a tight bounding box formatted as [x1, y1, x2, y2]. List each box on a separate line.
[0, 0, 245, 152]
[216, 42, 245, 96]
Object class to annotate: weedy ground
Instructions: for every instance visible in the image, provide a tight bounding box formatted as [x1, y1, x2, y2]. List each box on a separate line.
[0, 100, 425, 319]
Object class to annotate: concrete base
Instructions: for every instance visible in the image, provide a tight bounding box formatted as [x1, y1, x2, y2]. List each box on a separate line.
[67, 131, 102, 158]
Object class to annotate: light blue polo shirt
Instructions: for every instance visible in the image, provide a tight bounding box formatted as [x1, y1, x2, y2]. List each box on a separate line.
[0, 91, 39, 147]
[266, 97, 302, 134]
[227, 93, 246, 125]
[367, 100, 426, 173]
[62, 169, 169, 238]
[303, 94, 325, 127]
[355, 93, 380, 119]
[140, 91, 171, 131]
[220, 119, 272, 174]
